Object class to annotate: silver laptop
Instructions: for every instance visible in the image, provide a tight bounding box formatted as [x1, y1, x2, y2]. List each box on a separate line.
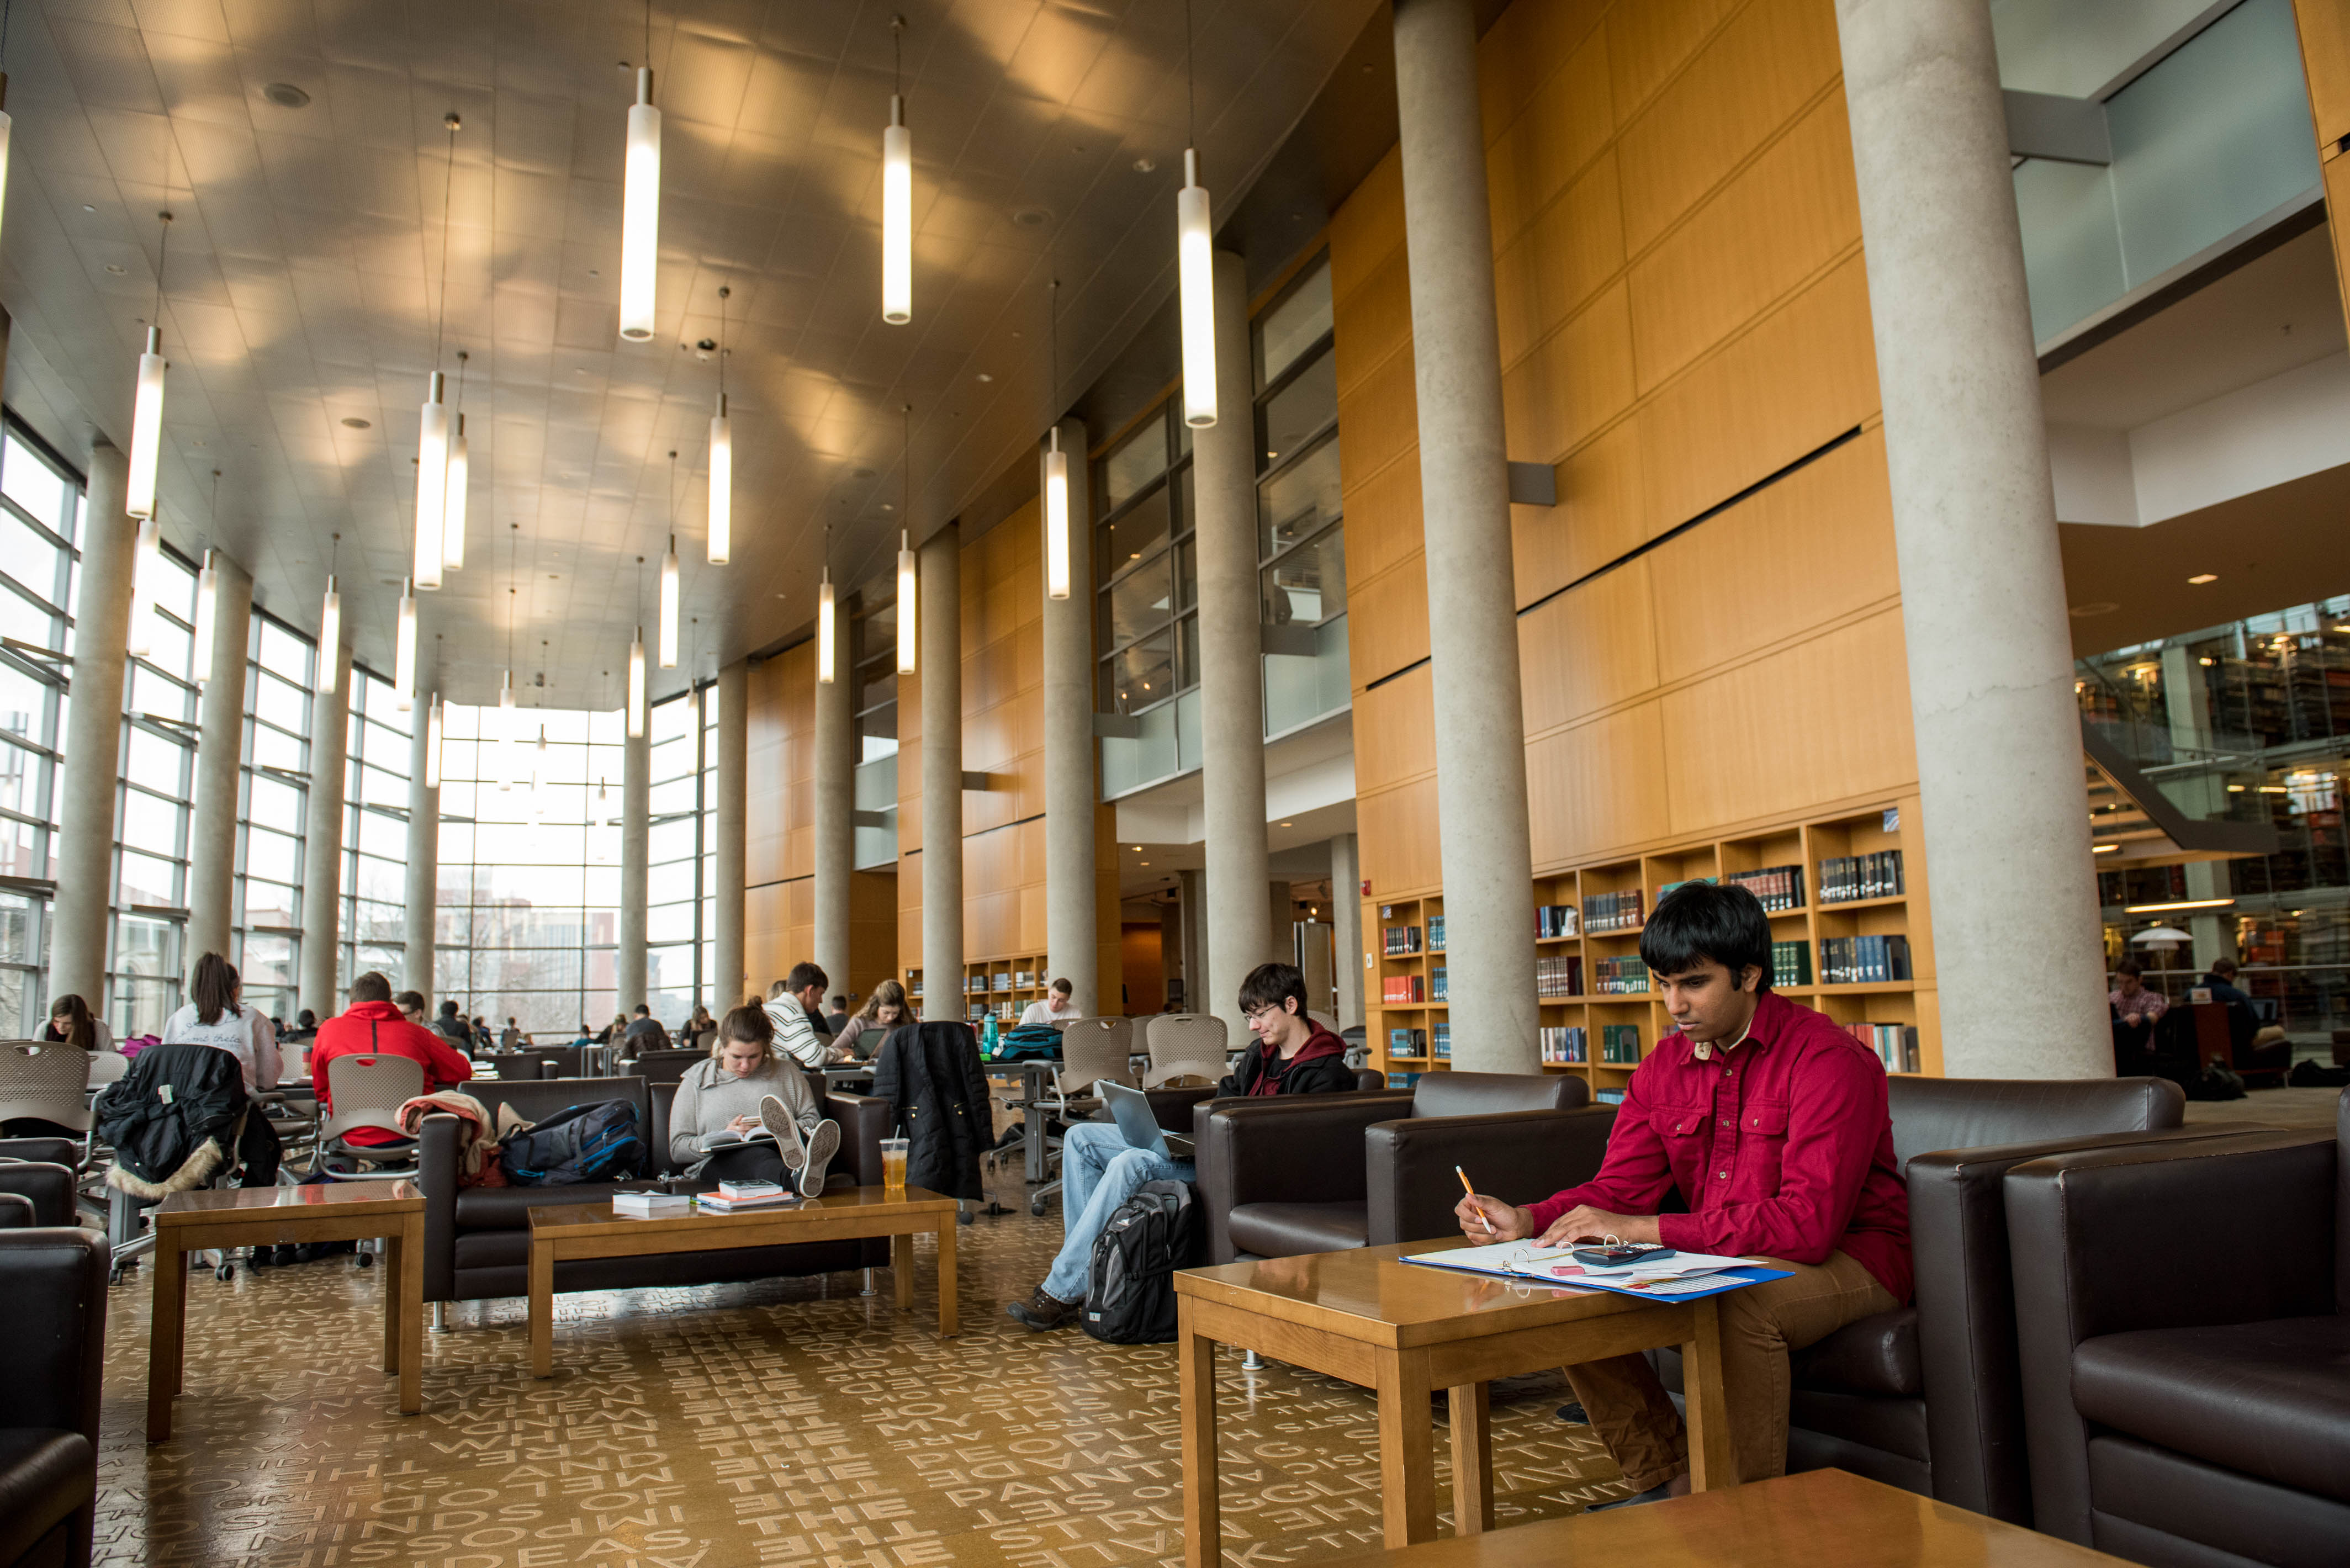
[1099, 1080, 1195, 1161]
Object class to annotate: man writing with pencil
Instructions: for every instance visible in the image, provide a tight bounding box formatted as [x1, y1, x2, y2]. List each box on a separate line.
[1455, 882, 1910, 1507]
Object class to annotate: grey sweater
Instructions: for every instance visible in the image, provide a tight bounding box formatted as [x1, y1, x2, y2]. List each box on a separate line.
[667, 1056, 822, 1174]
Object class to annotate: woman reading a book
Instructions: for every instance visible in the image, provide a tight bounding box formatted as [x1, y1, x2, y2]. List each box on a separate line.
[668, 1005, 841, 1197]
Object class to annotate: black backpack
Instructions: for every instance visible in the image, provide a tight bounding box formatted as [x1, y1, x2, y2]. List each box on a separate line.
[500, 1100, 647, 1185]
[1081, 1180, 1201, 1344]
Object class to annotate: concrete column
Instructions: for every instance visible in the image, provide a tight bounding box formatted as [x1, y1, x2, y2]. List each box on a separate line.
[298, 641, 352, 1019]
[919, 526, 963, 1013]
[618, 724, 649, 1010]
[403, 677, 438, 1003]
[185, 553, 252, 976]
[50, 443, 135, 1012]
[1330, 832, 1364, 1030]
[1041, 417, 1101, 1015]
[1178, 868, 1207, 1014]
[714, 660, 748, 1009]
[1194, 250, 1274, 1045]
[1836, 0, 2110, 1076]
[1393, 0, 1539, 1074]
[813, 604, 855, 994]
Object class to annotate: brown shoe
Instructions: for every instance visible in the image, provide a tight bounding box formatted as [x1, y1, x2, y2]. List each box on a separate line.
[1004, 1286, 1081, 1331]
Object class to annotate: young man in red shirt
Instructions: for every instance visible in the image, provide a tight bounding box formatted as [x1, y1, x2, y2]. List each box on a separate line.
[310, 971, 475, 1149]
[1457, 881, 1910, 1505]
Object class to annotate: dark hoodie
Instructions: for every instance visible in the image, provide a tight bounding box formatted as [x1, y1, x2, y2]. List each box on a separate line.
[1218, 1022, 1356, 1098]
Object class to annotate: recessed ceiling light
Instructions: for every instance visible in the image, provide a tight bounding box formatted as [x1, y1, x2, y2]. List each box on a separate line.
[1133, 157, 1157, 173]
[104, 264, 125, 275]
[1012, 208, 1050, 227]
[1132, 845, 1142, 851]
[588, 268, 601, 277]
[82, 204, 94, 213]
[2069, 602, 2119, 618]
[880, 502, 895, 511]
[262, 82, 311, 108]
[340, 416, 371, 429]
[2188, 573, 2217, 584]
[1279, 821, 1292, 827]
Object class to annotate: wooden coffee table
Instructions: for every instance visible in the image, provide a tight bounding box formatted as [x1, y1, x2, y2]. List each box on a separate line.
[1174, 1239, 1735, 1564]
[526, 1184, 959, 1376]
[1341, 1467, 2135, 1565]
[147, 1182, 425, 1442]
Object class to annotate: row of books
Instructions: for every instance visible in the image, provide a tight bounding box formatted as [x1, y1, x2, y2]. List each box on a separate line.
[1540, 1026, 1588, 1063]
[1433, 1023, 1451, 1060]
[1537, 904, 1580, 939]
[1594, 956, 1650, 995]
[1771, 940, 1813, 989]
[1537, 953, 1584, 998]
[1432, 966, 1448, 1003]
[1848, 1022, 1921, 1074]
[1727, 864, 1807, 912]
[1820, 850, 1904, 903]
[1600, 1024, 1642, 1064]
[1382, 974, 1426, 1004]
[1819, 934, 1913, 985]
[1584, 888, 1645, 933]
[1428, 914, 1446, 950]
[1389, 1027, 1428, 1058]
[1383, 924, 1425, 956]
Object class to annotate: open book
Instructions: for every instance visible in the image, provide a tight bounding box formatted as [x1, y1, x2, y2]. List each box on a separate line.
[1400, 1241, 1790, 1301]
[701, 1126, 777, 1149]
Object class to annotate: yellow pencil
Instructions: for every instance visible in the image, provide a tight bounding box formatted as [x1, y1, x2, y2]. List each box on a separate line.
[1456, 1165, 1492, 1232]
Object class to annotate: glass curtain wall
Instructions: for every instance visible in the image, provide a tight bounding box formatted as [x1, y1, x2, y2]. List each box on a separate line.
[115, 541, 199, 1037]
[235, 615, 315, 1024]
[854, 598, 899, 870]
[0, 422, 80, 1035]
[648, 687, 703, 1025]
[340, 670, 412, 988]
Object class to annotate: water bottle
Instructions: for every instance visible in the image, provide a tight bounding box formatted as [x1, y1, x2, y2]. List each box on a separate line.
[981, 1012, 1000, 1058]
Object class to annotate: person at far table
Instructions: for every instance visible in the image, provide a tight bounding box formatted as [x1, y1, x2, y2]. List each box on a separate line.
[500, 1016, 525, 1050]
[432, 998, 472, 1046]
[622, 1003, 670, 1051]
[43, 993, 114, 1055]
[1018, 978, 1083, 1028]
[311, 972, 474, 1154]
[158, 953, 284, 1185]
[2197, 956, 2252, 1007]
[1454, 882, 1909, 1505]
[764, 963, 839, 1069]
[1007, 961, 1354, 1331]
[668, 1005, 839, 1196]
[824, 994, 853, 1035]
[834, 980, 911, 1061]
[2110, 961, 2168, 1029]
[394, 990, 427, 1027]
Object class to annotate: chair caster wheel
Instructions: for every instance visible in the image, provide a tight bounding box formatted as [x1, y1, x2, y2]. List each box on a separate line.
[356, 1252, 374, 1269]
[959, 1209, 974, 1226]
[1030, 1197, 1047, 1217]
[215, 1264, 235, 1282]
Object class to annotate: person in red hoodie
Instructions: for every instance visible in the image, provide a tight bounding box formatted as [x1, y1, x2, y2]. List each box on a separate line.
[311, 971, 474, 1151]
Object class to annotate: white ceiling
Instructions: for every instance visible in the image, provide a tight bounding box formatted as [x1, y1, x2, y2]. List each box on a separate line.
[0, 0, 1378, 705]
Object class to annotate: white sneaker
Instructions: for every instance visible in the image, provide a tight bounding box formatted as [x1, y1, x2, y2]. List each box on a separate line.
[758, 1095, 808, 1172]
[797, 1119, 840, 1198]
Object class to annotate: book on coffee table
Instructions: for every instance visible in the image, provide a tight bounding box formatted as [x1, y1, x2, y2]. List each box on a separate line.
[695, 1187, 803, 1213]
[612, 1191, 691, 1217]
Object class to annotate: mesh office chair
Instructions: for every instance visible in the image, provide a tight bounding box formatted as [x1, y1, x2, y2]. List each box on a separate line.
[1142, 1013, 1229, 1088]
[1024, 1019, 1138, 1217]
[315, 1053, 427, 1180]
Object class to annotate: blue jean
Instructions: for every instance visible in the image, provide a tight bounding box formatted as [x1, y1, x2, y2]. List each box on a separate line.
[1042, 1121, 1194, 1302]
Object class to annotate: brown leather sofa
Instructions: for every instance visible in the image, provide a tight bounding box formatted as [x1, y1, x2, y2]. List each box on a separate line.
[1650, 1075, 2253, 1521]
[626, 1048, 709, 1085]
[2007, 1094, 2348, 1564]
[420, 1073, 890, 1305]
[0, 1228, 105, 1568]
[1195, 1072, 1606, 1263]
[0, 1164, 76, 1227]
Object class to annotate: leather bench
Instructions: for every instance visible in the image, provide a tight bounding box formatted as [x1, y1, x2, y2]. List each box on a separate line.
[0, 1229, 105, 1568]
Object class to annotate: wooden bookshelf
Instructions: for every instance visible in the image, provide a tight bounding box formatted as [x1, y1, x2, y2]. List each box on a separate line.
[1367, 797, 1941, 1099]
[901, 955, 1054, 1024]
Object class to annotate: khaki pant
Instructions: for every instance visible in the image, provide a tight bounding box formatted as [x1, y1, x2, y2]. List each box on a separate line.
[1564, 1249, 1897, 1491]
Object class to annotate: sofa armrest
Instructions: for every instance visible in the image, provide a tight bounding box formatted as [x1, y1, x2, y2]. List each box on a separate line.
[1365, 1105, 1617, 1247]
[0, 1162, 77, 1228]
[418, 1113, 465, 1304]
[826, 1092, 890, 1189]
[1905, 1120, 2266, 1523]
[1197, 1096, 1410, 1264]
[2005, 1128, 2336, 1544]
[0, 1229, 107, 1445]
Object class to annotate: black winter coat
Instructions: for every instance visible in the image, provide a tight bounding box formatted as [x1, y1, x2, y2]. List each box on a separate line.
[870, 1021, 991, 1201]
[94, 1042, 248, 1185]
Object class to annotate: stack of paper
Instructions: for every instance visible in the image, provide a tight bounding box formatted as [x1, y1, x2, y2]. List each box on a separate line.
[1400, 1241, 1787, 1301]
[696, 1183, 801, 1213]
[612, 1191, 690, 1217]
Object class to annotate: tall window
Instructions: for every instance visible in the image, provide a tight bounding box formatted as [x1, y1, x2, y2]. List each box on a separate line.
[114, 542, 199, 1035]
[235, 613, 316, 1024]
[0, 422, 78, 1035]
[433, 703, 624, 1032]
[1253, 261, 1348, 735]
[341, 670, 413, 986]
[648, 688, 703, 1023]
[854, 598, 899, 870]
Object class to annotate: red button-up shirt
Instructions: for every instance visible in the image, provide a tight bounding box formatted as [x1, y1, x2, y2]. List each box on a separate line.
[1526, 990, 1912, 1302]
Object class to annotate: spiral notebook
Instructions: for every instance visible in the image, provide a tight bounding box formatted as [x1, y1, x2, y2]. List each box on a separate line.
[1399, 1241, 1790, 1301]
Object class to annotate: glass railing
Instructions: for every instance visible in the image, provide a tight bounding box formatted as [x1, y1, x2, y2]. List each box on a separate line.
[854, 755, 897, 870]
[1264, 615, 1349, 739]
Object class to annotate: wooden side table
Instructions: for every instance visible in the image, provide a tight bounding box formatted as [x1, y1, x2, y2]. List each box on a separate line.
[147, 1182, 425, 1442]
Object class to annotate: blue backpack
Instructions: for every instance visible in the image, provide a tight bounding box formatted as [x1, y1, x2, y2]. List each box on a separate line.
[991, 1025, 1063, 1062]
[500, 1100, 645, 1185]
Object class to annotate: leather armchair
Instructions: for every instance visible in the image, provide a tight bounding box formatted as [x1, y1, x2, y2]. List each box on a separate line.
[1195, 1072, 1604, 1263]
[0, 1228, 105, 1568]
[420, 1073, 890, 1305]
[2007, 1097, 2347, 1563]
[0, 1164, 76, 1227]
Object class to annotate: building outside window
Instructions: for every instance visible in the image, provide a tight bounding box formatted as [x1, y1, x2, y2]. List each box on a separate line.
[647, 687, 703, 1026]
[235, 612, 315, 1026]
[340, 669, 413, 990]
[0, 421, 79, 1036]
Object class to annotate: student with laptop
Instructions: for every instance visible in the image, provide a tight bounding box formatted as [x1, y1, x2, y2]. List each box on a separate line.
[1005, 961, 1352, 1331]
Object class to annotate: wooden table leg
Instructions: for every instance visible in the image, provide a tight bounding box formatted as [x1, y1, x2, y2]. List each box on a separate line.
[395, 1215, 423, 1415]
[892, 1232, 914, 1311]
[1375, 1349, 1437, 1546]
[1682, 1296, 1737, 1491]
[934, 1217, 958, 1336]
[528, 1235, 555, 1379]
[1447, 1380, 1492, 1535]
[146, 1234, 186, 1443]
[1179, 1301, 1220, 1568]
[381, 1232, 402, 1377]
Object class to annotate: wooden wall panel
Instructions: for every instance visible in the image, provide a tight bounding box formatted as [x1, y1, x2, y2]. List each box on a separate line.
[1329, 150, 1406, 305]
[2291, 0, 2350, 150]
[1532, 419, 1648, 596]
[850, 870, 896, 1002]
[1333, 241, 1414, 399]
[1484, 25, 1615, 249]
[1603, 0, 1742, 125]
[1499, 279, 1637, 465]
[1517, 559, 1661, 735]
[1525, 701, 1672, 867]
[1615, 0, 1843, 253]
[1335, 338, 1421, 484]
[1478, 0, 1608, 147]
[1495, 152, 1625, 367]
[1341, 445, 1425, 589]
[745, 658, 790, 887]
[1352, 664, 1437, 796]
[1348, 562, 1431, 690]
[1357, 774, 1443, 898]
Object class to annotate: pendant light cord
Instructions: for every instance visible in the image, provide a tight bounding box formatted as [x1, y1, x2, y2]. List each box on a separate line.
[432, 118, 457, 370]
[152, 211, 171, 327]
[1049, 277, 1061, 415]
[2, 0, 14, 70]
[902, 403, 911, 522]
[1185, 0, 1195, 147]
[893, 14, 903, 97]
[716, 284, 729, 398]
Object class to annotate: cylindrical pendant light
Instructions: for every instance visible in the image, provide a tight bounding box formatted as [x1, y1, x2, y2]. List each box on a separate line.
[882, 96, 912, 324]
[415, 371, 447, 589]
[707, 393, 731, 564]
[442, 412, 468, 571]
[897, 531, 917, 674]
[628, 627, 647, 739]
[1177, 148, 1216, 428]
[658, 536, 679, 668]
[128, 326, 167, 520]
[1044, 427, 1071, 601]
[192, 548, 218, 687]
[817, 569, 836, 685]
[424, 696, 443, 790]
[620, 66, 660, 341]
[126, 516, 159, 658]
[497, 670, 515, 790]
[394, 577, 417, 711]
[317, 575, 341, 694]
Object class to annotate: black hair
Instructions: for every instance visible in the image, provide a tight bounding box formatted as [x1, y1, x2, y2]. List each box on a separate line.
[1237, 962, 1308, 1016]
[190, 952, 240, 1026]
[2210, 957, 2238, 978]
[440, 999, 461, 1016]
[349, 972, 391, 1004]
[785, 962, 828, 994]
[2115, 960, 2143, 979]
[395, 990, 425, 1014]
[1639, 882, 1771, 990]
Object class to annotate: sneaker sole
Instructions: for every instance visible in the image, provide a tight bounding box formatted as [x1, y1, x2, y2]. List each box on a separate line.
[758, 1095, 807, 1170]
[798, 1119, 840, 1197]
